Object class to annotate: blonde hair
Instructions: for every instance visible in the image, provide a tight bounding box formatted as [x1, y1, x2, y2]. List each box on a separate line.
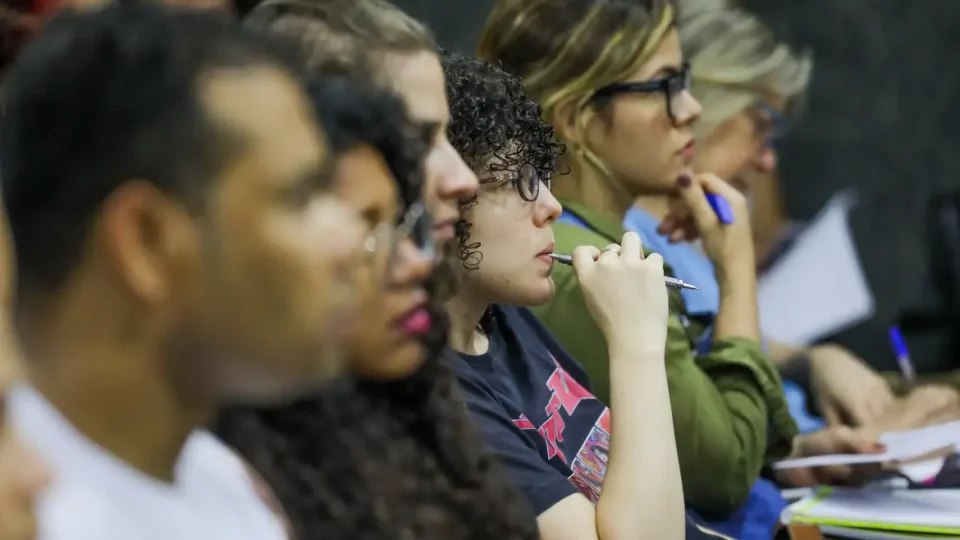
[677, 0, 813, 137]
[244, 0, 436, 79]
[479, 0, 674, 179]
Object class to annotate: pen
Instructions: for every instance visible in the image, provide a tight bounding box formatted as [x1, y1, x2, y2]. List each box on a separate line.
[705, 193, 735, 225]
[888, 326, 916, 385]
[549, 253, 700, 290]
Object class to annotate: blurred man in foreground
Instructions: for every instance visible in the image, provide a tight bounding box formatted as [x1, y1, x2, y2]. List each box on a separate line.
[1, 3, 363, 538]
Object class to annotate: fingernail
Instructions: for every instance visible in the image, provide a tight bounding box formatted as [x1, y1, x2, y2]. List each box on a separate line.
[677, 174, 692, 188]
[873, 444, 887, 452]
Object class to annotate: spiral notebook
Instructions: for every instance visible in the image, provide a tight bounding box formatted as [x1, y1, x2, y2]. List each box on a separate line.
[782, 488, 960, 538]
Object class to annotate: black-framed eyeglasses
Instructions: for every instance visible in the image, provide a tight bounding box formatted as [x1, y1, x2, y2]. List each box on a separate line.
[363, 201, 434, 279]
[590, 63, 692, 123]
[754, 103, 790, 150]
[479, 162, 549, 202]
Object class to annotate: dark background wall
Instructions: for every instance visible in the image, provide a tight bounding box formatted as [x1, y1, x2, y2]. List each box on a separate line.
[393, 0, 960, 374]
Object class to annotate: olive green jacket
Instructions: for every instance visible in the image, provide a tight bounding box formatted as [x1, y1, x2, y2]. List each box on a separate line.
[531, 199, 798, 517]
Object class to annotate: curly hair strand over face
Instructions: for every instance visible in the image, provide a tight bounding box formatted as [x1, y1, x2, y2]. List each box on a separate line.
[442, 51, 565, 273]
[215, 75, 539, 540]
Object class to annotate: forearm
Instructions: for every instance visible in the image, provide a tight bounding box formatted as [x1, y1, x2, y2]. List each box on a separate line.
[767, 341, 804, 369]
[596, 341, 685, 540]
[713, 261, 761, 343]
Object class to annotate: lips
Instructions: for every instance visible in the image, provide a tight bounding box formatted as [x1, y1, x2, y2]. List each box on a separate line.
[431, 218, 458, 241]
[396, 304, 432, 337]
[538, 242, 556, 257]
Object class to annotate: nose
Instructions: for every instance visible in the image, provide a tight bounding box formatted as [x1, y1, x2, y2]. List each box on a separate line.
[426, 138, 479, 206]
[388, 239, 433, 288]
[674, 90, 703, 126]
[534, 182, 563, 227]
[754, 147, 778, 174]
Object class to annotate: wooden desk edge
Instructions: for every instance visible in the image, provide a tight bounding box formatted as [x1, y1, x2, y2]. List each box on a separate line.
[787, 523, 824, 540]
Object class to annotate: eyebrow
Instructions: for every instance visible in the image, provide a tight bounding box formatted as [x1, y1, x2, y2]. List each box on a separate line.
[652, 64, 683, 78]
[288, 159, 335, 195]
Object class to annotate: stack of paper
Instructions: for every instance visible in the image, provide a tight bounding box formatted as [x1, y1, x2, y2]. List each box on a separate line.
[782, 488, 960, 539]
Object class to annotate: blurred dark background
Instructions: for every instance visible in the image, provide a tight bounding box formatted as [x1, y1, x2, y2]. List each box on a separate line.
[390, 0, 960, 375]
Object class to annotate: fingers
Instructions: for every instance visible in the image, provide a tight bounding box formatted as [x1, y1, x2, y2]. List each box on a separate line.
[695, 172, 740, 198]
[844, 402, 878, 428]
[675, 174, 720, 230]
[598, 243, 620, 263]
[619, 231, 644, 260]
[821, 403, 844, 427]
[571, 245, 601, 272]
[833, 426, 883, 454]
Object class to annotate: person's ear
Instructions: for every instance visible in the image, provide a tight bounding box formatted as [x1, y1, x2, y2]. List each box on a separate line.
[98, 180, 199, 305]
[549, 98, 583, 146]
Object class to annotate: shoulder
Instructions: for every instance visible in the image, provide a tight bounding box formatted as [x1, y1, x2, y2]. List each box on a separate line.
[180, 431, 267, 501]
[35, 480, 129, 540]
[180, 431, 289, 537]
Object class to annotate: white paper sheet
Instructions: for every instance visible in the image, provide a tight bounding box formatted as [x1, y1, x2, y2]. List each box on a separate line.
[772, 421, 960, 470]
[758, 190, 875, 346]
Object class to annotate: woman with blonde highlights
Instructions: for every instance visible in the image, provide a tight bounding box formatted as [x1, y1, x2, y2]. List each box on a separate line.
[480, 0, 875, 524]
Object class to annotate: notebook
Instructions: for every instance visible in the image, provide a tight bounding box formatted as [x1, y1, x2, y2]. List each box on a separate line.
[782, 488, 960, 538]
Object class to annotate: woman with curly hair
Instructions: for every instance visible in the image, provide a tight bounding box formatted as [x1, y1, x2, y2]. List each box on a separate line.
[441, 50, 716, 540]
[215, 73, 540, 540]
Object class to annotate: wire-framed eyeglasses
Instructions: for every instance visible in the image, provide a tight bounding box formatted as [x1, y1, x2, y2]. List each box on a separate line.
[363, 201, 434, 277]
[478, 162, 550, 202]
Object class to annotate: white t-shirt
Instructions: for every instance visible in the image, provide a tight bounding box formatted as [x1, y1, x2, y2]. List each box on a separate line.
[9, 385, 289, 540]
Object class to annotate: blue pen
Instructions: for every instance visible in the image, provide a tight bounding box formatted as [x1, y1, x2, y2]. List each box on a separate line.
[705, 193, 735, 225]
[888, 326, 916, 385]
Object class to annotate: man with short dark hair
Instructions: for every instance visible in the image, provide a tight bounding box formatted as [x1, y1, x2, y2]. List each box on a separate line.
[1, 3, 362, 538]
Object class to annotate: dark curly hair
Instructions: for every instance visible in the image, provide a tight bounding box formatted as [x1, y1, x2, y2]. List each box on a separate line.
[442, 50, 565, 272]
[215, 75, 539, 540]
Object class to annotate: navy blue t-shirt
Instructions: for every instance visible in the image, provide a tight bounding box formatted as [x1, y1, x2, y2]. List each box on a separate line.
[449, 305, 733, 539]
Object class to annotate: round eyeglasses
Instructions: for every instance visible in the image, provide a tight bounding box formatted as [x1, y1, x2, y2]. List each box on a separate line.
[479, 162, 549, 202]
[363, 201, 434, 278]
[590, 63, 693, 123]
[754, 103, 790, 150]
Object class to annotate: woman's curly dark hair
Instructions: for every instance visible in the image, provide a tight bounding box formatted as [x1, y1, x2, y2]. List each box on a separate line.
[442, 50, 565, 271]
[215, 75, 539, 540]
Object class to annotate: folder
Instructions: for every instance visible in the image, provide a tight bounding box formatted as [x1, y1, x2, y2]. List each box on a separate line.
[782, 488, 960, 539]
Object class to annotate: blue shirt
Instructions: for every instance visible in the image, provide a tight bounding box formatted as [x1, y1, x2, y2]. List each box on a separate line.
[623, 207, 720, 316]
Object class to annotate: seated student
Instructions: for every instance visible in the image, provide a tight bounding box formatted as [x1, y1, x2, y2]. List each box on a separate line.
[479, 0, 882, 523]
[1, 4, 365, 539]
[629, 1, 960, 436]
[217, 74, 540, 540]
[625, 0, 877, 434]
[442, 51, 715, 540]
[244, 0, 479, 249]
[0, 204, 49, 540]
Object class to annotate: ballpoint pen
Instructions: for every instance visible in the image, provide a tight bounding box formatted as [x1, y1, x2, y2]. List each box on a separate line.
[888, 326, 916, 386]
[548, 253, 700, 290]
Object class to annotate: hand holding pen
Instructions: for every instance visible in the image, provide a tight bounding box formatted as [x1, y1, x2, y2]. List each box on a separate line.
[549, 252, 699, 290]
[657, 173, 754, 273]
[570, 232, 671, 350]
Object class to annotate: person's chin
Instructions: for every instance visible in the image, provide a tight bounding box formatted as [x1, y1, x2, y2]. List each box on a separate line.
[353, 340, 426, 381]
[518, 278, 555, 307]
